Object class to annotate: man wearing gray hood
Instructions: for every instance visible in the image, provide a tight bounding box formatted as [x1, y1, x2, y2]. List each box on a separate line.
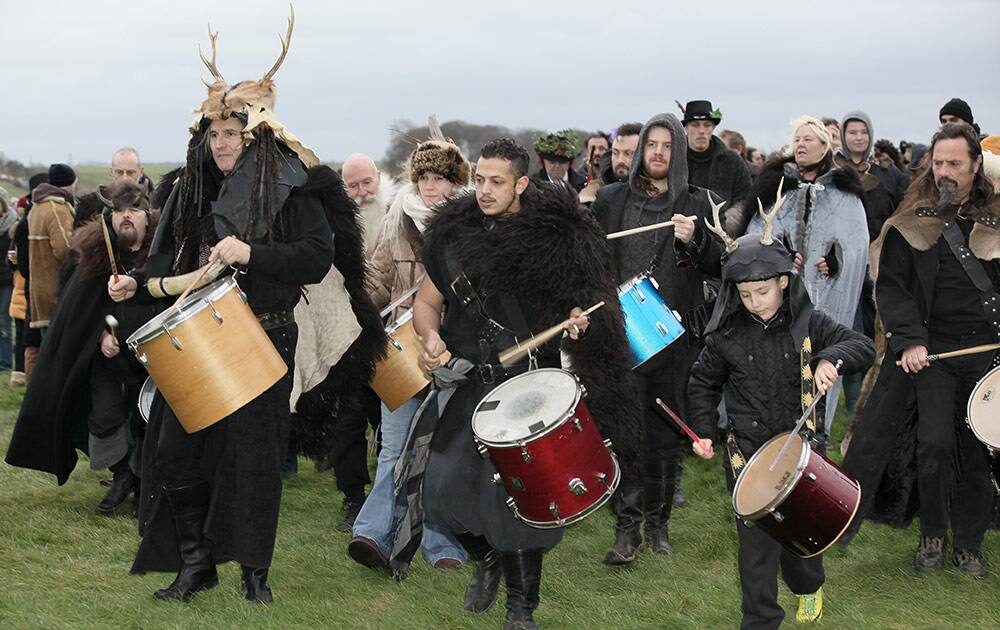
[591, 113, 723, 565]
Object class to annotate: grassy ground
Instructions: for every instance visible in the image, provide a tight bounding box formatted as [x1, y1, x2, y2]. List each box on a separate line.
[0, 383, 997, 629]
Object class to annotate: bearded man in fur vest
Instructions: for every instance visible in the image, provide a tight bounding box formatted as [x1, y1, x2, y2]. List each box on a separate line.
[104, 12, 376, 604]
[6, 182, 161, 515]
[389, 138, 641, 630]
[843, 123, 1000, 579]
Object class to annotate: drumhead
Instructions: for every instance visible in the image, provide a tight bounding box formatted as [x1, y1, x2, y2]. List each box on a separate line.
[126, 275, 237, 347]
[732, 432, 810, 517]
[138, 377, 157, 423]
[968, 365, 1000, 449]
[472, 368, 580, 444]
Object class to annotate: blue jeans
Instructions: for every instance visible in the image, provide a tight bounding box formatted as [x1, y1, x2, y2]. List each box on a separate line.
[352, 398, 467, 566]
[0, 285, 11, 370]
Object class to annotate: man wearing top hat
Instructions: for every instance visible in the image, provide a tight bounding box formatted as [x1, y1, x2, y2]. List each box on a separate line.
[683, 100, 752, 213]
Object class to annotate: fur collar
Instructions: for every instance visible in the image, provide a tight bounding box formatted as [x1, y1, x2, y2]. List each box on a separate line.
[869, 189, 1000, 279]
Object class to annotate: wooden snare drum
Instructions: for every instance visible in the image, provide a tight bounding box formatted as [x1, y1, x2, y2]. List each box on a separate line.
[371, 309, 450, 411]
[126, 275, 287, 433]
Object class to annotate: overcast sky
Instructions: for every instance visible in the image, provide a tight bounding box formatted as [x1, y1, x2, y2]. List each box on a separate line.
[4, 0, 998, 166]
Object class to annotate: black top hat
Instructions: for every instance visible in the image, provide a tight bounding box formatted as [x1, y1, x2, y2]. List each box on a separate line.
[682, 100, 721, 125]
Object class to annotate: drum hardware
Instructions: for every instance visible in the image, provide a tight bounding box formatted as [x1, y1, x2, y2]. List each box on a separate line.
[771, 511, 784, 523]
[967, 365, 1000, 496]
[371, 308, 450, 411]
[806, 473, 817, 481]
[769, 359, 842, 471]
[492, 473, 503, 485]
[161, 324, 183, 351]
[603, 439, 613, 449]
[476, 442, 489, 458]
[208, 300, 224, 324]
[472, 368, 620, 528]
[618, 274, 686, 368]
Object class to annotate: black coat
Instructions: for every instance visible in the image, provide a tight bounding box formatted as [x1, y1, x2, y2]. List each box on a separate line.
[686, 136, 752, 210]
[689, 305, 874, 456]
[531, 166, 587, 192]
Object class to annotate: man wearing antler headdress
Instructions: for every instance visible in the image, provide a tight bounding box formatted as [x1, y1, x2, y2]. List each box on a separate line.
[687, 204, 873, 628]
[590, 112, 723, 566]
[7, 182, 161, 516]
[105, 8, 378, 603]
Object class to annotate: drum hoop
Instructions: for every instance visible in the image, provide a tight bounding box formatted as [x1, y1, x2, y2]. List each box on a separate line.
[507, 452, 621, 529]
[126, 276, 238, 348]
[384, 309, 414, 335]
[471, 368, 583, 447]
[617, 273, 650, 297]
[966, 365, 1000, 449]
[138, 376, 157, 423]
[732, 432, 811, 519]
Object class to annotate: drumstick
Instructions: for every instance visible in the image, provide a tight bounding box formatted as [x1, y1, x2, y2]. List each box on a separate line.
[173, 253, 218, 307]
[100, 217, 119, 283]
[655, 398, 700, 443]
[606, 221, 675, 240]
[895, 343, 1000, 366]
[498, 301, 605, 368]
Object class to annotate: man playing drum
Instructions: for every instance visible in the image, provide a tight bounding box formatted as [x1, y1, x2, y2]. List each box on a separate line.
[106, 13, 351, 603]
[687, 209, 873, 628]
[392, 138, 640, 629]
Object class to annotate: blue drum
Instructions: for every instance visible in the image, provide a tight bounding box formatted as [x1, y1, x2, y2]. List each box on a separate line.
[618, 274, 685, 368]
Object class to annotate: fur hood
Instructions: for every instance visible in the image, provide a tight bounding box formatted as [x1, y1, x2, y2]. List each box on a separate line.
[424, 182, 643, 475]
[726, 155, 863, 236]
[72, 211, 159, 280]
[869, 184, 1000, 280]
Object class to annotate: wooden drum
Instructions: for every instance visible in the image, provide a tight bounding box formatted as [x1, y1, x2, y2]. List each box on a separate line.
[126, 275, 287, 433]
[371, 309, 450, 411]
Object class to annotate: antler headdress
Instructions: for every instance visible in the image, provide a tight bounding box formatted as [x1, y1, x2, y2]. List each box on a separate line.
[702, 190, 737, 253]
[757, 177, 784, 245]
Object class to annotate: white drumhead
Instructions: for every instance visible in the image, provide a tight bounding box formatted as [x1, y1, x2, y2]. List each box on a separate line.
[733, 432, 808, 517]
[968, 365, 1000, 449]
[472, 368, 580, 444]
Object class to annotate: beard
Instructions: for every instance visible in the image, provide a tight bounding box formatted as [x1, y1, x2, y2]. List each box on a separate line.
[935, 176, 962, 207]
[116, 224, 139, 248]
[613, 162, 629, 180]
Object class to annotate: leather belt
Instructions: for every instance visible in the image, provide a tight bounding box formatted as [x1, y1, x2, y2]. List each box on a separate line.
[257, 310, 295, 330]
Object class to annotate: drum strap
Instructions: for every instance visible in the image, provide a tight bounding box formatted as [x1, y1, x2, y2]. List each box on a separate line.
[941, 220, 1000, 367]
[800, 336, 817, 434]
[726, 433, 747, 476]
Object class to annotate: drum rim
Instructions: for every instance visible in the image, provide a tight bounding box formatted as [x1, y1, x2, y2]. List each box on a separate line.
[385, 308, 414, 334]
[732, 431, 810, 519]
[471, 368, 583, 447]
[505, 452, 621, 529]
[138, 376, 157, 423]
[126, 275, 238, 348]
[617, 273, 657, 297]
[967, 364, 1000, 449]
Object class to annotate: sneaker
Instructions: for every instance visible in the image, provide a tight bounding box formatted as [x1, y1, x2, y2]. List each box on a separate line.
[336, 495, 365, 533]
[914, 535, 945, 571]
[796, 587, 823, 623]
[9, 371, 25, 386]
[953, 549, 987, 579]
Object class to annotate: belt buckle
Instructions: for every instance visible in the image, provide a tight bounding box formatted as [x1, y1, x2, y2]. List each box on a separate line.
[450, 274, 476, 307]
[480, 363, 495, 384]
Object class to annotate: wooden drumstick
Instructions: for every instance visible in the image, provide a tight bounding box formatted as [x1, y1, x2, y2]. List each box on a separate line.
[498, 301, 605, 368]
[173, 253, 218, 308]
[606, 220, 675, 240]
[100, 217, 119, 283]
[655, 398, 700, 443]
[895, 343, 1000, 366]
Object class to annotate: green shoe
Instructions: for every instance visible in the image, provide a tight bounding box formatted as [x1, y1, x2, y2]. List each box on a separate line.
[796, 587, 823, 623]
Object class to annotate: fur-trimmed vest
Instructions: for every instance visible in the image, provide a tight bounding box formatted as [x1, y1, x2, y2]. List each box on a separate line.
[422, 183, 643, 475]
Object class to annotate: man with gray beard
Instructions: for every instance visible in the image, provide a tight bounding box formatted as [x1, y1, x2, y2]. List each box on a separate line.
[343, 153, 392, 254]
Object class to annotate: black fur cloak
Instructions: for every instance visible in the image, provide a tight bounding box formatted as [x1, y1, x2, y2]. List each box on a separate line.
[422, 183, 643, 476]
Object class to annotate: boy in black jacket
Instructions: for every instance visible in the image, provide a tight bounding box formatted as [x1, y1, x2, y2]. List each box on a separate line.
[687, 207, 874, 630]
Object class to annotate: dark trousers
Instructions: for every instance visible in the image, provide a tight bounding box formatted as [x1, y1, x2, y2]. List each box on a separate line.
[914, 331, 996, 550]
[13, 317, 24, 371]
[328, 387, 379, 499]
[155, 405, 207, 488]
[726, 465, 824, 630]
[736, 520, 825, 630]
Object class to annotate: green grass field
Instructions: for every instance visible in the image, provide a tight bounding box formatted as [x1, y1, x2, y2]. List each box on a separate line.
[0, 383, 997, 629]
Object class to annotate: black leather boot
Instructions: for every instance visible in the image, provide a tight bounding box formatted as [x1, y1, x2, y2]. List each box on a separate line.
[97, 461, 136, 515]
[153, 483, 219, 601]
[454, 532, 502, 613]
[643, 457, 680, 555]
[603, 485, 644, 565]
[241, 565, 273, 603]
[502, 550, 542, 630]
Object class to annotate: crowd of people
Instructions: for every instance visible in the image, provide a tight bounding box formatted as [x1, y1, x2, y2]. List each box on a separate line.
[2, 12, 998, 630]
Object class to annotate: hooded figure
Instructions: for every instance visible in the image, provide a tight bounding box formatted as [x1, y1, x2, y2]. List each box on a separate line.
[590, 112, 724, 565]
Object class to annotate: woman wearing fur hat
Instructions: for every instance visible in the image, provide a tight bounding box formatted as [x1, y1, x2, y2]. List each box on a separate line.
[6, 181, 162, 515]
[348, 140, 471, 571]
[103, 12, 375, 604]
[737, 116, 868, 441]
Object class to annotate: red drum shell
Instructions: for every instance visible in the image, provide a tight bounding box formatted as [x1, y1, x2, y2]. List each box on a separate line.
[732, 432, 861, 558]
[472, 369, 620, 528]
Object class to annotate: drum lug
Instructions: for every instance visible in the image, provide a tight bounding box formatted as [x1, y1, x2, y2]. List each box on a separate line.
[655, 321, 670, 336]
[603, 438, 614, 450]
[388, 335, 402, 352]
[806, 472, 817, 482]
[238, 290, 248, 304]
[549, 501, 560, 520]
[207, 299, 224, 325]
[137, 352, 148, 366]
[505, 496, 517, 514]
[510, 476, 525, 489]
[636, 287, 646, 303]
[519, 443, 532, 464]
[742, 519, 755, 528]
[572, 417, 583, 432]
[596, 472, 609, 486]
[475, 441, 488, 459]
[162, 325, 183, 351]
[771, 510, 785, 523]
[568, 478, 587, 496]
[492, 473, 503, 486]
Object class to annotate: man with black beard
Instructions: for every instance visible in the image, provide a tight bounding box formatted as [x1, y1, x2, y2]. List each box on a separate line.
[579, 122, 641, 206]
[391, 138, 640, 629]
[844, 122, 1000, 579]
[591, 113, 723, 565]
[6, 181, 161, 515]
